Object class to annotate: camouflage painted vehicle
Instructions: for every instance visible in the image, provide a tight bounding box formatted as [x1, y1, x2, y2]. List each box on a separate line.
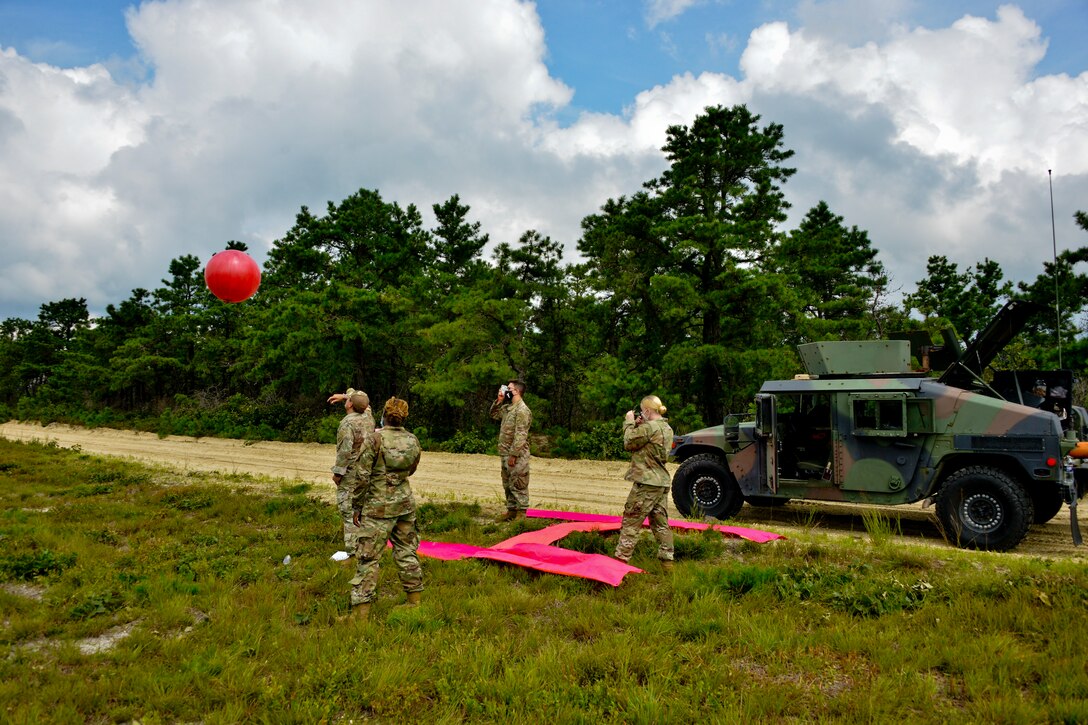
[668, 300, 1085, 551]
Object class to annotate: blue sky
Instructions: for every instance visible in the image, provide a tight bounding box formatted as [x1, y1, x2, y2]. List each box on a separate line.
[0, 0, 1086, 321]
[4, 0, 1085, 110]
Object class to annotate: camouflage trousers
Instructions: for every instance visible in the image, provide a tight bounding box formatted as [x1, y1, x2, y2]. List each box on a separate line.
[335, 477, 361, 552]
[614, 483, 674, 563]
[350, 512, 423, 606]
[500, 453, 530, 511]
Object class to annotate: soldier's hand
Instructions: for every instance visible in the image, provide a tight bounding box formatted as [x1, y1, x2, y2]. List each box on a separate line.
[625, 410, 636, 424]
[352, 510, 362, 527]
[333, 473, 342, 484]
[327, 393, 346, 404]
[507, 455, 517, 468]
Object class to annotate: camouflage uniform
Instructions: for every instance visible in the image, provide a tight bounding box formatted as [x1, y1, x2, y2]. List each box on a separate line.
[332, 407, 375, 552]
[490, 398, 532, 512]
[614, 417, 675, 563]
[350, 426, 423, 606]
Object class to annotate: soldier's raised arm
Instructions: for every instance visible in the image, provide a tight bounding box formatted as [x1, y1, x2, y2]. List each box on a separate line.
[623, 417, 654, 451]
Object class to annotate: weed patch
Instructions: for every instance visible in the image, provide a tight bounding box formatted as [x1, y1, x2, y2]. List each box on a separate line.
[159, 488, 215, 511]
[68, 589, 126, 620]
[689, 564, 780, 597]
[0, 549, 77, 581]
[418, 501, 482, 534]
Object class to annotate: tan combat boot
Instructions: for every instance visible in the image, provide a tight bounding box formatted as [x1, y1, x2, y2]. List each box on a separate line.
[660, 560, 674, 573]
[337, 602, 369, 622]
[405, 591, 422, 607]
[496, 510, 517, 522]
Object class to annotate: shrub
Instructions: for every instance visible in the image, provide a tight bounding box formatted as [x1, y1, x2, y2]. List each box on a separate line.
[439, 430, 492, 454]
[549, 420, 626, 460]
[312, 414, 342, 445]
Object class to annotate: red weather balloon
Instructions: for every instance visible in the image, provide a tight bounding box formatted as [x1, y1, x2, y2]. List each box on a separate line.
[204, 250, 261, 303]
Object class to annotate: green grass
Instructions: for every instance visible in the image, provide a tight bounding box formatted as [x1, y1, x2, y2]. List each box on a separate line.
[2, 438, 1088, 722]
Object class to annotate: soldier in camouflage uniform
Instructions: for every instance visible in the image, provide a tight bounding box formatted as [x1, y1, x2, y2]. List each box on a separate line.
[614, 395, 675, 569]
[329, 388, 374, 558]
[347, 397, 423, 619]
[489, 379, 532, 521]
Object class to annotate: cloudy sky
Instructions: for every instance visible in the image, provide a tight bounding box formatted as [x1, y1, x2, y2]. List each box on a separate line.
[0, 0, 1085, 321]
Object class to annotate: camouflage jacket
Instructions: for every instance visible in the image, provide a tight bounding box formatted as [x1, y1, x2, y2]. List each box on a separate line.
[332, 409, 375, 476]
[623, 417, 673, 487]
[490, 399, 532, 457]
[352, 426, 421, 518]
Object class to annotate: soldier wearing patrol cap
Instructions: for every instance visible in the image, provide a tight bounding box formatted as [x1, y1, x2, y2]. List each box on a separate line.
[346, 396, 423, 620]
[328, 388, 374, 559]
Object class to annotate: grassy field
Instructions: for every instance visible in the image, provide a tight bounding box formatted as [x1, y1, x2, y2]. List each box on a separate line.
[2, 437, 1087, 723]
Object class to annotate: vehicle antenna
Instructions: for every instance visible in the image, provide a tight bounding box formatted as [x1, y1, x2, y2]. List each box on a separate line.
[1049, 169, 1062, 368]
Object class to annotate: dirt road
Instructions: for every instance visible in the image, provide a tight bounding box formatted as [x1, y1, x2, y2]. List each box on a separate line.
[3, 421, 1085, 560]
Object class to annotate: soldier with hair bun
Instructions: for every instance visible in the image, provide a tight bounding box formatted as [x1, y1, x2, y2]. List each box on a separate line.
[614, 395, 675, 569]
[346, 396, 423, 620]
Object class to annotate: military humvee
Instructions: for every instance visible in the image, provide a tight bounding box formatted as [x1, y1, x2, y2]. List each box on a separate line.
[668, 300, 1085, 551]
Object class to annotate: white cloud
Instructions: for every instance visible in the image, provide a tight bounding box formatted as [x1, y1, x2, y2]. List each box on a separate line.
[727, 5, 1088, 287]
[794, 0, 914, 45]
[0, 0, 1085, 323]
[644, 0, 704, 29]
[0, 0, 582, 318]
[543, 2, 1087, 292]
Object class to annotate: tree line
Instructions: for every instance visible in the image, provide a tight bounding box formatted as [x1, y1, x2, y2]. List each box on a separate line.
[2, 105, 1087, 457]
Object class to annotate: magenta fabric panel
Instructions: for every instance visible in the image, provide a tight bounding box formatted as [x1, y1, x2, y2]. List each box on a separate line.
[471, 543, 642, 587]
[413, 537, 642, 585]
[416, 540, 483, 560]
[409, 510, 780, 586]
[666, 519, 785, 543]
[526, 508, 785, 543]
[710, 524, 784, 543]
[527, 508, 619, 524]
[491, 521, 622, 549]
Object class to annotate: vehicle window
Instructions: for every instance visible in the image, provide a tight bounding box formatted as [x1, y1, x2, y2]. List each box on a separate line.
[851, 395, 907, 436]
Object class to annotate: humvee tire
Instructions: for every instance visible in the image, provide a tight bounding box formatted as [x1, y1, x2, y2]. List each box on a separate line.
[935, 466, 1033, 551]
[671, 453, 744, 520]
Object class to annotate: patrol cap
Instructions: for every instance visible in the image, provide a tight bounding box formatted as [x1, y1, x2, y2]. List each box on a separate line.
[347, 388, 369, 411]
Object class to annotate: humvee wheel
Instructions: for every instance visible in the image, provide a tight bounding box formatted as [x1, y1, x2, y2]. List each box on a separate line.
[1028, 487, 1064, 524]
[935, 466, 1033, 551]
[671, 453, 744, 520]
[744, 495, 790, 508]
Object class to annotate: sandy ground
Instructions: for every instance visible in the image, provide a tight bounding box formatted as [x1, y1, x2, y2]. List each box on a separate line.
[3, 420, 1085, 560]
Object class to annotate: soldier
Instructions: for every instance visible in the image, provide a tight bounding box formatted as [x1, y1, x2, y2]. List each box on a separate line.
[613, 395, 675, 570]
[489, 379, 532, 521]
[346, 397, 423, 620]
[328, 388, 375, 560]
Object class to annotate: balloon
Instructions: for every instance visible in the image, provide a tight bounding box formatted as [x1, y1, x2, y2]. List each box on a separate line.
[204, 249, 261, 303]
